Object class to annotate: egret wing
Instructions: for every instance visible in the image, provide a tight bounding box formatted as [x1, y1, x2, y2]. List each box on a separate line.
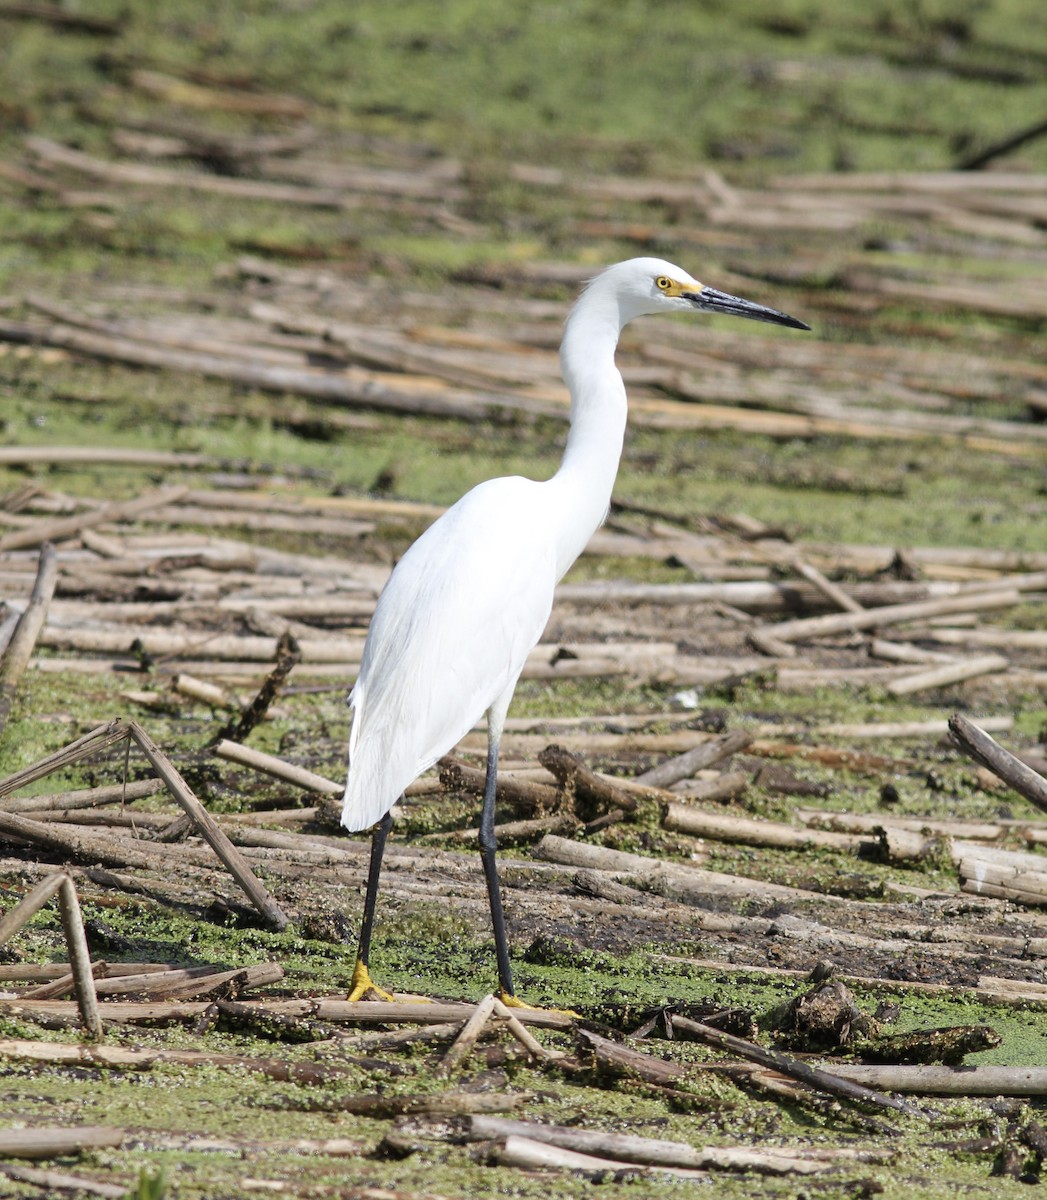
[342, 478, 557, 830]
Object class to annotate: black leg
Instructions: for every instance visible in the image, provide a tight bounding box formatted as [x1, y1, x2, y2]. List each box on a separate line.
[348, 808, 394, 1000]
[478, 732, 516, 1001]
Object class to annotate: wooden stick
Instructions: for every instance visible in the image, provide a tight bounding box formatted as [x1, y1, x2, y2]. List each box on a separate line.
[1, 777, 164, 813]
[0, 871, 66, 943]
[0, 1035, 349, 1085]
[0, 873, 101, 1037]
[57, 876, 103, 1038]
[886, 654, 1009, 696]
[29, 961, 284, 1001]
[0, 486, 189, 552]
[789, 556, 864, 614]
[0, 996, 572, 1029]
[496, 1134, 710, 1179]
[491, 998, 567, 1064]
[0, 542, 57, 735]
[439, 992, 497, 1074]
[869, 639, 956, 665]
[635, 729, 753, 788]
[0, 1162, 128, 1199]
[439, 756, 561, 815]
[534, 834, 829, 904]
[0, 961, 180, 982]
[0, 1125, 124, 1160]
[469, 1115, 706, 1169]
[669, 770, 749, 802]
[0, 809, 225, 873]
[796, 808, 1003, 841]
[212, 738, 343, 796]
[209, 632, 300, 745]
[173, 673, 238, 709]
[127, 720, 290, 930]
[470, 1116, 842, 1174]
[669, 1015, 923, 1117]
[949, 714, 1047, 814]
[577, 1028, 690, 1087]
[815, 716, 1012, 739]
[825, 1063, 1047, 1096]
[766, 588, 1022, 643]
[538, 745, 637, 817]
[662, 804, 863, 852]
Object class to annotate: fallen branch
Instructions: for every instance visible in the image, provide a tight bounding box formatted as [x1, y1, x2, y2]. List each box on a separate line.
[0, 486, 189, 552]
[826, 1063, 1047, 1096]
[0, 872, 101, 1037]
[949, 714, 1047, 815]
[127, 720, 290, 930]
[491, 997, 567, 1064]
[765, 588, 1022, 644]
[208, 631, 301, 745]
[634, 729, 752, 789]
[670, 770, 750, 803]
[1, 777, 164, 813]
[0, 1162, 128, 1199]
[439, 756, 562, 816]
[439, 993, 497, 1074]
[0, 1125, 124, 1160]
[885, 654, 1009, 696]
[663, 804, 863, 852]
[470, 1115, 854, 1175]
[495, 1134, 710, 1179]
[670, 1015, 923, 1118]
[213, 738, 343, 796]
[0, 542, 57, 736]
[0, 1036, 350, 1085]
[538, 745, 637, 818]
[534, 834, 829, 904]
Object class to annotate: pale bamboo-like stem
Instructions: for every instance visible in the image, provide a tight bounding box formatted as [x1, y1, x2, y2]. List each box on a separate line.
[0, 872, 102, 1037]
[127, 720, 290, 930]
[0, 542, 58, 735]
[439, 993, 497, 1074]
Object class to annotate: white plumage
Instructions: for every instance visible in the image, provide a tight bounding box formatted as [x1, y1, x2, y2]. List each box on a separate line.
[344, 475, 558, 830]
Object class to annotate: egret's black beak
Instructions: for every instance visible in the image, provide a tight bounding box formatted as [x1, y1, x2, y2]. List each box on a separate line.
[684, 286, 810, 331]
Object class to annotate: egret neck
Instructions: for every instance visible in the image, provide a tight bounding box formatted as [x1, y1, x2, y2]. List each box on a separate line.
[550, 291, 630, 578]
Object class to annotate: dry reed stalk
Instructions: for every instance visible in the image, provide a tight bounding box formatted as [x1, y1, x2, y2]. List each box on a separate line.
[825, 1063, 1047, 1096]
[949, 714, 1047, 814]
[766, 588, 1022, 644]
[885, 654, 1009, 696]
[670, 1015, 923, 1117]
[0, 486, 189, 552]
[635, 729, 752, 788]
[0, 542, 57, 735]
[662, 804, 863, 852]
[439, 992, 497, 1074]
[0, 872, 101, 1037]
[212, 738, 343, 795]
[126, 720, 290, 930]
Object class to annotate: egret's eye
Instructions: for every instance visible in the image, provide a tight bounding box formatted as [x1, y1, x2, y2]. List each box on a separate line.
[656, 276, 672, 291]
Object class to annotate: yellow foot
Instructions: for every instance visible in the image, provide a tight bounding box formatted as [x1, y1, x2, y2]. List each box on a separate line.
[497, 989, 537, 1010]
[346, 961, 396, 1003]
[497, 989, 580, 1019]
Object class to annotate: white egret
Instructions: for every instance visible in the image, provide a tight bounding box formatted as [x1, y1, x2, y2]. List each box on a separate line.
[341, 257, 809, 1004]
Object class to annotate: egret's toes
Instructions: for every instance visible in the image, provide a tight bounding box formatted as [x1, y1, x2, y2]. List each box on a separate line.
[346, 961, 396, 1003]
[497, 989, 579, 1019]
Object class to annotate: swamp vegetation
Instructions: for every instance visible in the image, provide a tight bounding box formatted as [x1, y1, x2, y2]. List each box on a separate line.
[0, 2, 1046, 1197]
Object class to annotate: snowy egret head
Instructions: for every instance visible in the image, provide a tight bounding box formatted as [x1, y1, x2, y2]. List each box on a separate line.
[588, 257, 810, 331]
